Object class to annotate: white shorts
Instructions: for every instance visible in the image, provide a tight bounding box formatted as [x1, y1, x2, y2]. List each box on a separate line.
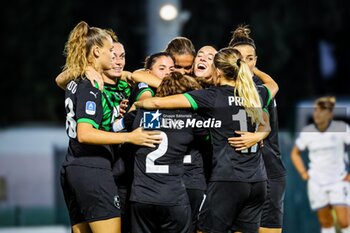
[307, 180, 350, 210]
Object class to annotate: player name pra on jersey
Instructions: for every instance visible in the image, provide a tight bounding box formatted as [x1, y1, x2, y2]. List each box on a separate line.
[228, 96, 244, 106]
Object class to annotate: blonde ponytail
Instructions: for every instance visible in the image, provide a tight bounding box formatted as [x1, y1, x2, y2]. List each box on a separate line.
[235, 61, 263, 125]
[214, 47, 264, 125]
[63, 21, 111, 80]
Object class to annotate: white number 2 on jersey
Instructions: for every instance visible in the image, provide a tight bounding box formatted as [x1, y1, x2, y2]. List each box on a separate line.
[146, 131, 169, 173]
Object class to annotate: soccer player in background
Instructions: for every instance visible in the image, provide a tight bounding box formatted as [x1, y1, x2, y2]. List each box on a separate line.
[291, 96, 350, 233]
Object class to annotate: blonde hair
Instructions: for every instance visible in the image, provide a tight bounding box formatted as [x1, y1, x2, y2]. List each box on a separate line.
[63, 21, 112, 79]
[214, 47, 263, 125]
[105, 28, 118, 42]
[155, 71, 202, 97]
[315, 96, 336, 111]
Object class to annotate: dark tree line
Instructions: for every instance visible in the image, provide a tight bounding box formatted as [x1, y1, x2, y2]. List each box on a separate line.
[1, 0, 146, 127]
[182, 0, 350, 130]
[1, 0, 349, 130]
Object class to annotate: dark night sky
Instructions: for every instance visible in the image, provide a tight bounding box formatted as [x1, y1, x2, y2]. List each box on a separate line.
[2, 0, 350, 130]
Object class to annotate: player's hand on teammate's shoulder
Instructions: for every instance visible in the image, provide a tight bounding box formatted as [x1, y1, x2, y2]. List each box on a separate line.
[121, 71, 136, 87]
[86, 65, 104, 90]
[228, 131, 263, 151]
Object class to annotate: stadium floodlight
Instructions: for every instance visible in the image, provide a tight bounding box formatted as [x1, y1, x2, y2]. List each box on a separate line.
[159, 4, 178, 21]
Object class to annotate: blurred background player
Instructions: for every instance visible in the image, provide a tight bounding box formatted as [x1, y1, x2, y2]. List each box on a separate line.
[291, 96, 350, 233]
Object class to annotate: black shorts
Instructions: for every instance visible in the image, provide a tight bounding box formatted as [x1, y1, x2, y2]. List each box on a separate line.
[131, 202, 191, 233]
[118, 185, 132, 233]
[186, 188, 206, 232]
[260, 175, 286, 228]
[198, 181, 266, 233]
[60, 165, 121, 225]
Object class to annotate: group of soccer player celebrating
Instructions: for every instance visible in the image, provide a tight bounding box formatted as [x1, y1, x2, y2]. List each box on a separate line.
[56, 20, 288, 233]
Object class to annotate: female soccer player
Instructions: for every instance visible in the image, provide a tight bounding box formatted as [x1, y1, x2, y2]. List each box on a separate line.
[131, 36, 196, 87]
[291, 96, 350, 233]
[130, 38, 211, 232]
[134, 47, 272, 233]
[228, 25, 284, 233]
[164, 36, 196, 75]
[126, 51, 175, 105]
[120, 72, 205, 233]
[115, 51, 175, 233]
[59, 21, 161, 233]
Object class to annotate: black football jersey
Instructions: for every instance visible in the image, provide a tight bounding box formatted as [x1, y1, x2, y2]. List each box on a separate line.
[127, 82, 155, 111]
[183, 85, 269, 182]
[183, 113, 210, 191]
[254, 76, 286, 178]
[63, 78, 127, 168]
[261, 98, 287, 178]
[183, 146, 207, 190]
[126, 109, 206, 205]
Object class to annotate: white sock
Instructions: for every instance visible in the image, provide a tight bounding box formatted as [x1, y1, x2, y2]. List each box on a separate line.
[341, 226, 350, 233]
[321, 227, 336, 233]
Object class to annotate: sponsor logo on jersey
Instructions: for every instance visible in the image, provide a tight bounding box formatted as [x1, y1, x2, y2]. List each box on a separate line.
[138, 82, 149, 89]
[144, 110, 162, 129]
[85, 101, 96, 115]
[89, 91, 98, 98]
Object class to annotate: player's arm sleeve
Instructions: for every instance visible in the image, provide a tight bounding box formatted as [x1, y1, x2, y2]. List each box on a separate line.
[113, 110, 137, 132]
[295, 131, 307, 151]
[257, 85, 272, 112]
[135, 83, 155, 101]
[183, 88, 215, 111]
[344, 123, 350, 145]
[76, 82, 103, 129]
